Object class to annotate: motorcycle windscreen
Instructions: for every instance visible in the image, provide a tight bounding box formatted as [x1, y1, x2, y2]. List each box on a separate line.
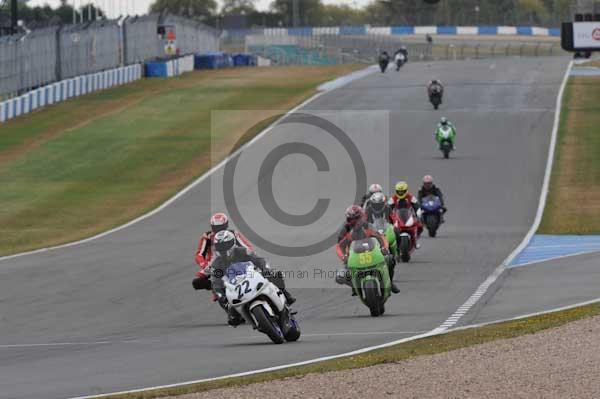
[371, 217, 388, 233]
[351, 238, 376, 254]
[395, 208, 412, 222]
[225, 261, 253, 284]
[439, 127, 452, 139]
[422, 195, 441, 211]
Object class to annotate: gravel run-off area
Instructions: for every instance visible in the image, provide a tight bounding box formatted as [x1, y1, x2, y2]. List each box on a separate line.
[166, 315, 600, 399]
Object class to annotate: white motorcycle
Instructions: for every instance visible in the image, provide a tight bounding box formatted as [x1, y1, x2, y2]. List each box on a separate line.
[395, 53, 406, 71]
[223, 261, 300, 344]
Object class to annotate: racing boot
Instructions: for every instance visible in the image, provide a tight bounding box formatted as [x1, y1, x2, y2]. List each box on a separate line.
[387, 257, 400, 294]
[335, 268, 352, 286]
[282, 288, 296, 306]
[227, 308, 244, 327]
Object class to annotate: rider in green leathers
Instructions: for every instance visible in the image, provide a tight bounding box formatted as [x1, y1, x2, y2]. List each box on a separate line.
[435, 117, 456, 149]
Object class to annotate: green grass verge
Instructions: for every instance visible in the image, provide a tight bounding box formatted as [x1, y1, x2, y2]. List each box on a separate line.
[0, 65, 361, 256]
[98, 302, 600, 399]
[538, 73, 600, 234]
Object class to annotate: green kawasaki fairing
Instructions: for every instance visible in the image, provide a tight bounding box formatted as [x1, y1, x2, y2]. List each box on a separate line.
[371, 217, 397, 258]
[347, 237, 391, 317]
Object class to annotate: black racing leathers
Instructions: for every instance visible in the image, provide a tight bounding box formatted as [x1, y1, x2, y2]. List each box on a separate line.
[364, 202, 391, 224]
[209, 247, 286, 297]
[417, 184, 446, 209]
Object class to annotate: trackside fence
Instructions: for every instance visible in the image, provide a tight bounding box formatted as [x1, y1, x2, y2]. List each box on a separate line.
[0, 14, 220, 100]
[243, 32, 566, 66]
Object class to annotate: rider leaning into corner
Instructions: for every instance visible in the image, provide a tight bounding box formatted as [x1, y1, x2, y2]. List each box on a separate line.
[388, 181, 423, 249]
[192, 213, 253, 295]
[335, 205, 400, 294]
[418, 175, 448, 221]
[427, 79, 444, 101]
[209, 230, 296, 326]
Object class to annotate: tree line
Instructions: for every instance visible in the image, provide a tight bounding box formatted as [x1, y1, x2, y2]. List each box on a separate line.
[152, 0, 573, 28]
[1, 0, 573, 30]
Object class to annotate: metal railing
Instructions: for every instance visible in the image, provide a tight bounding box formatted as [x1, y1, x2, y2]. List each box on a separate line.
[238, 34, 567, 66]
[0, 14, 220, 100]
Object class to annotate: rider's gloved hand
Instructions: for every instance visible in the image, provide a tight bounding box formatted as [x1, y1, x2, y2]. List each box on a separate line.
[218, 295, 229, 309]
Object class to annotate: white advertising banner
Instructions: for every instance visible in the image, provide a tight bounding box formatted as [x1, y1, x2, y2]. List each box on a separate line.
[573, 22, 600, 48]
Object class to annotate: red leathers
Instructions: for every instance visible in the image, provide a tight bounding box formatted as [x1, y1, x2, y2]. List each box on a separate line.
[335, 205, 388, 263]
[336, 221, 389, 263]
[194, 230, 253, 275]
[192, 213, 254, 294]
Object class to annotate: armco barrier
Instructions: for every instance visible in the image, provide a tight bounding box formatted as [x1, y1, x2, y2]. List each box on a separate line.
[0, 64, 142, 124]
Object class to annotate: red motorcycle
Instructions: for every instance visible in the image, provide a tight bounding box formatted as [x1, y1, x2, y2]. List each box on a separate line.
[390, 208, 419, 262]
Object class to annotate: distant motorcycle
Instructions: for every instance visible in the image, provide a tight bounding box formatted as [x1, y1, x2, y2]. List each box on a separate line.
[391, 208, 419, 263]
[379, 53, 390, 73]
[395, 53, 406, 71]
[223, 262, 300, 344]
[421, 195, 443, 237]
[429, 87, 443, 110]
[436, 125, 455, 159]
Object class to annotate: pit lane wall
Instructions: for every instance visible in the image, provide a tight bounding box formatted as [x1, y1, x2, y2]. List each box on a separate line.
[224, 25, 561, 38]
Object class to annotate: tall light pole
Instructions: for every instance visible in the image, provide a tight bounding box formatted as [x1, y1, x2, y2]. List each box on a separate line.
[292, 0, 299, 27]
[10, 0, 18, 33]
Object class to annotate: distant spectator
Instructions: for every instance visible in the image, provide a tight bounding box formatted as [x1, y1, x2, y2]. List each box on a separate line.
[426, 33, 433, 44]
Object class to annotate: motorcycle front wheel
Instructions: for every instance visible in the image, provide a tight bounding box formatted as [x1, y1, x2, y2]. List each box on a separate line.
[399, 236, 411, 263]
[425, 214, 439, 237]
[252, 306, 285, 344]
[364, 279, 383, 317]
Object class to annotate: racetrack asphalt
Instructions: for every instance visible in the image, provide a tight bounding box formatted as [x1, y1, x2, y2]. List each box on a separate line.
[0, 57, 573, 399]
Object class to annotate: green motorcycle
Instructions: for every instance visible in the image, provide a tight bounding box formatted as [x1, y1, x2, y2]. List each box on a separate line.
[435, 124, 456, 159]
[371, 216, 397, 259]
[347, 237, 391, 317]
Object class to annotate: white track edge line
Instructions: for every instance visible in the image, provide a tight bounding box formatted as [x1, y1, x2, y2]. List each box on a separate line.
[70, 295, 600, 399]
[508, 249, 600, 269]
[8, 61, 574, 399]
[0, 65, 380, 264]
[501, 60, 573, 268]
[435, 60, 574, 331]
[450, 297, 600, 332]
[0, 93, 328, 263]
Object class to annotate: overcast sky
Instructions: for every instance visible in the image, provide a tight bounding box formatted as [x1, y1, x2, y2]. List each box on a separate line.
[28, 0, 371, 19]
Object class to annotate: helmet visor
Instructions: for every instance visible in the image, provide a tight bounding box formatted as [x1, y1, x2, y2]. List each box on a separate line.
[396, 189, 407, 198]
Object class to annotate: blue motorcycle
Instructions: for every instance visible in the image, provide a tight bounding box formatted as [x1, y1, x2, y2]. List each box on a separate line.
[421, 195, 443, 237]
